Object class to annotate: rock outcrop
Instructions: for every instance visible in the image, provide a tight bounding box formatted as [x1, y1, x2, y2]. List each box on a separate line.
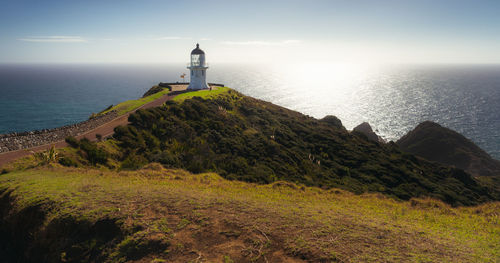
[320, 115, 344, 129]
[397, 121, 500, 177]
[352, 122, 384, 143]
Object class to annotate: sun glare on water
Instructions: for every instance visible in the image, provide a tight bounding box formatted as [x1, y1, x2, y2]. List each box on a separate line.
[263, 62, 383, 123]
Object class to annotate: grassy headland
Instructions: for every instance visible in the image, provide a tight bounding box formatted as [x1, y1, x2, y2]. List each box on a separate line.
[1, 165, 498, 262]
[99, 87, 171, 116]
[172, 87, 230, 103]
[1, 87, 499, 262]
[98, 86, 229, 116]
[111, 89, 494, 206]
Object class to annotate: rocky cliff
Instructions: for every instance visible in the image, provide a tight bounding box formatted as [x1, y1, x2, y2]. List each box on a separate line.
[397, 121, 500, 177]
[352, 122, 384, 143]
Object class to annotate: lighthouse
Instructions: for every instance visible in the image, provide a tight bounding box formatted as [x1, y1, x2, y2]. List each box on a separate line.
[187, 43, 209, 90]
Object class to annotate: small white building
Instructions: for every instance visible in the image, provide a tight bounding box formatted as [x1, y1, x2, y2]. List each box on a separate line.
[187, 43, 209, 90]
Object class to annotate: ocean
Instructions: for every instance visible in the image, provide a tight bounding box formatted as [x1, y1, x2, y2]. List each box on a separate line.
[1, 63, 499, 159]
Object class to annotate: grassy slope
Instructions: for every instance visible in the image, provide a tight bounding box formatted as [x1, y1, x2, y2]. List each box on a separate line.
[0, 165, 498, 262]
[1, 87, 498, 262]
[98, 86, 229, 115]
[172, 87, 231, 103]
[113, 89, 494, 206]
[100, 88, 171, 115]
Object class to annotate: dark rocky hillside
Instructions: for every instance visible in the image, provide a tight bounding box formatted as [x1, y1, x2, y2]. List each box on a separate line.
[397, 121, 500, 177]
[111, 90, 496, 206]
[352, 122, 384, 143]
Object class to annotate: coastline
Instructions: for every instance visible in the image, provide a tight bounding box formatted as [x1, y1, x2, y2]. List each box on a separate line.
[0, 84, 189, 166]
[0, 111, 118, 153]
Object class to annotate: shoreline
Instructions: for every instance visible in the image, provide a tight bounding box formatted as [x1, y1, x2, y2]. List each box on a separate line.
[0, 111, 118, 153]
[0, 84, 191, 166]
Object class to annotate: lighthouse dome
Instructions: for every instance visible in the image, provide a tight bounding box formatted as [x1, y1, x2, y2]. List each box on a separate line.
[191, 43, 205, 55]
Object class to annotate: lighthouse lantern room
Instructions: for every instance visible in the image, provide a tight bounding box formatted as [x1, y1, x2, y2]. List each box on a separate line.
[187, 43, 209, 90]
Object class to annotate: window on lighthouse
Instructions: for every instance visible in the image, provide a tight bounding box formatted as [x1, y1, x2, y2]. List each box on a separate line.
[191, 54, 201, 67]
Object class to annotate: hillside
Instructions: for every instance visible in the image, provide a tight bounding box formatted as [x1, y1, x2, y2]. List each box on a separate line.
[1, 165, 498, 262]
[1, 88, 499, 262]
[397, 121, 500, 177]
[105, 89, 494, 206]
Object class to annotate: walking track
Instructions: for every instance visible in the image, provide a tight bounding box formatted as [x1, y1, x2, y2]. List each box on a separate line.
[0, 85, 188, 167]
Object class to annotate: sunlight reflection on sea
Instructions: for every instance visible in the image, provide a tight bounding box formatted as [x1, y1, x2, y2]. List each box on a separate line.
[210, 63, 500, 158]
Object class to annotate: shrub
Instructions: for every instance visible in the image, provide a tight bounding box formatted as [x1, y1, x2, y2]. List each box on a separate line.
[150, 151, 180, 167]
[58, 156, 79, 167]
[75, 138, 109, 166]
[86, 147, 108, 166]
[65, 136, 80, 148]
[34, 145, 59, 165]
[121, 154, 148, 170]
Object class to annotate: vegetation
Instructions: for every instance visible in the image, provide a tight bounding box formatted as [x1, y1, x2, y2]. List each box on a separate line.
[142, 85, 169, 98]
[111, 89, 495, 206]
[0, 166, 498, 262]
[172, 86, 231, 102]
[33, 145, 59, 164]
[99, 87, 171, 115]
[1, 88, 499, 262]
[64, 136, 109, 166]
[90, 105, 115, 119]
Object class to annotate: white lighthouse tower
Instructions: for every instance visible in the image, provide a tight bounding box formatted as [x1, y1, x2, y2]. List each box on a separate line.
[187, 43, 209, 90]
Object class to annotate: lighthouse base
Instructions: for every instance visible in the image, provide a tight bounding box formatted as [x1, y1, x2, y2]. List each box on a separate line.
[187, 82, 209, 90]
[187, 74, 209, 90]
[187, 67, 209, 90]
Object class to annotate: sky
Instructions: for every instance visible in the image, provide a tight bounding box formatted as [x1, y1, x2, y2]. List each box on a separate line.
[1, 0, 500, 64]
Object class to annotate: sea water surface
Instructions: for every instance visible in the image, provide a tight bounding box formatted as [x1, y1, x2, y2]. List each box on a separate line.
[0, 63, 499, 159]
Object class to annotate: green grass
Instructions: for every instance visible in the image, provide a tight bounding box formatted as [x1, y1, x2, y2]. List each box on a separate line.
[1, 165, 498, 262]
[99, 86, 229, 116]
[172, 87, 230, 103]
[100, 87, 171, 115]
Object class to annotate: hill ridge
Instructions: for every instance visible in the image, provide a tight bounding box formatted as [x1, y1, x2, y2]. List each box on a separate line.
[397, 121, 500, 177]
[104, 88, 496, 206]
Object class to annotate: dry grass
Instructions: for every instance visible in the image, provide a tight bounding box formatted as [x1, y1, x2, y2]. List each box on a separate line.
[1, 165, 498, 262]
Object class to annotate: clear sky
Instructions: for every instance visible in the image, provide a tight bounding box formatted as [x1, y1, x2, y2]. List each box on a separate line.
[1, 0, 499, 64]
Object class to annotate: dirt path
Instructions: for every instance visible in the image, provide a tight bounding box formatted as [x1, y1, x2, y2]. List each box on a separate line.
[0, 85, 188, 167]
